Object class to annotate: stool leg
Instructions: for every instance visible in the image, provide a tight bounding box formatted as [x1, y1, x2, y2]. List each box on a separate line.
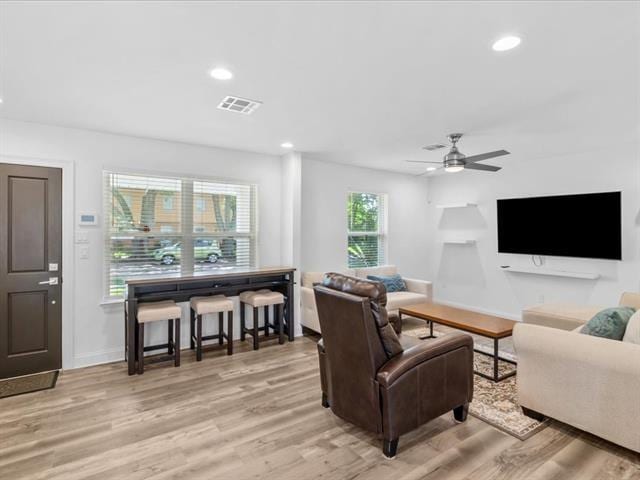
[240, 303, 246, 341]
[137, 322, 144, 375]
[174, 318, 181, 367]
[196, 313, 203, 361]
[227, 311, 233, 356]
[190, 309, 195, 350]
[253, 306, 259, 350]
[278, 303, 285, 345]
[264, 306, 270, 337]
[218, 312, 224, 345]
[168, 319, 174, 355]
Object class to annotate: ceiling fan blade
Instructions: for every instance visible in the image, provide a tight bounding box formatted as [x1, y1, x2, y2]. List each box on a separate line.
[464, 162, 501, 172]
[405, 160, 443, 164]
[464, 150, 510, 164]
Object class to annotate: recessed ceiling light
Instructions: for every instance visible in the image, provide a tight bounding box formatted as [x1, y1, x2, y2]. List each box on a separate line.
[426, 167, 437, 171]
[0, 98, 3, 104]
[492, 36, 521, 52]
[210, 67, 233, 80]
[280, 142, 294, 149]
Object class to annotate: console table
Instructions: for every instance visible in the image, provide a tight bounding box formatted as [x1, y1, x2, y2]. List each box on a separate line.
[124, 267, 296, 375]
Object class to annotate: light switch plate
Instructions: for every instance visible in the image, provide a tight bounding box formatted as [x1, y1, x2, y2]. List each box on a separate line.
[79, 246, 89, 259]
[76, 231, 89, 244]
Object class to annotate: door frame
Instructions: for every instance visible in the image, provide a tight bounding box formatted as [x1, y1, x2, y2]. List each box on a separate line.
[0, 155, 75, 370]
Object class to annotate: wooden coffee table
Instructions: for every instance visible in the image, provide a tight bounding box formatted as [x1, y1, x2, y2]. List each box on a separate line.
[399, 302, 517, 382]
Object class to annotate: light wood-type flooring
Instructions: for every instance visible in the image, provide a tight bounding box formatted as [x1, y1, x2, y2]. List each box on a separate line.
[1, 324, 639, 480]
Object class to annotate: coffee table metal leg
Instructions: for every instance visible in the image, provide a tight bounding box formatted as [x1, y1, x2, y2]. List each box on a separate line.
[493, 338, 499, 382]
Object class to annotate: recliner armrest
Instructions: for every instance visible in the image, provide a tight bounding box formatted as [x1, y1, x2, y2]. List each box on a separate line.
[376, 332, 473, 388]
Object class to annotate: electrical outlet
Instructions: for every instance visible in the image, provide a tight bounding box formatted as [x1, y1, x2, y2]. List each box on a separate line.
[79, 246, 89, 259]
[538, 294, 545, 303]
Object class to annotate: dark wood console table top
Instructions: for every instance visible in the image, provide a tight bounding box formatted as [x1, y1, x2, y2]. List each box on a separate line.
[124, 266, 296, 375]
[399, 302, 517, 382]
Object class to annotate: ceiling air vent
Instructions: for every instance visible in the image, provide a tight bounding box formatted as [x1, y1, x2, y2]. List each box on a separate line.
[217, 95, 262, 115]
[422, 143, 447, 151]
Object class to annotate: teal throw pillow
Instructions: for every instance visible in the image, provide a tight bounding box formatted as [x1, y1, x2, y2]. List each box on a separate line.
[367, 274, 407, 293]
[580, 307, 636, 340]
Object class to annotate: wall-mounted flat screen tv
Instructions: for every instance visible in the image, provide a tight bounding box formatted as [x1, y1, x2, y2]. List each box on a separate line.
[497, 191, 622, 260]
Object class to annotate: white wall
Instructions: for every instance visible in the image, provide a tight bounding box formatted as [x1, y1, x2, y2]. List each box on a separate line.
[425, 146, 640, 319]
[301, 158, 430, 280]
[0, 118, 284, 367]
[280, 152, 302, 335]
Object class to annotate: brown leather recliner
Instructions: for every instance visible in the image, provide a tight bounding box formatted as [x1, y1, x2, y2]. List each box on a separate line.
[315, 273, 474, 457]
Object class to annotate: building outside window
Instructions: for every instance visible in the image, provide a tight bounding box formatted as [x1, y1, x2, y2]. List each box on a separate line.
[104, 172, 257, 298]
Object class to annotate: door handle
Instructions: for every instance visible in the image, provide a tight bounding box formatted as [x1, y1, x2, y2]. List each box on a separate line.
[39, 277, 59, 286]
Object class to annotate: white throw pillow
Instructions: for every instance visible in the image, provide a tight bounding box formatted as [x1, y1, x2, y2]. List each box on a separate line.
[622, 310, 640, 344]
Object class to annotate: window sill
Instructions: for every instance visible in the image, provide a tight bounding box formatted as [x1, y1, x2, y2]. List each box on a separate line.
[100, 297, 124, 306]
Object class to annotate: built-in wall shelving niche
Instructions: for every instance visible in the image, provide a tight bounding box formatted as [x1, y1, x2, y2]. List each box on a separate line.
[436, 202, 477, 209]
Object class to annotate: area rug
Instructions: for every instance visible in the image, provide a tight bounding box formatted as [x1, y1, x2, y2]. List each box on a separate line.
[404, 327, 550, 440]
[0, 370, 59, 399]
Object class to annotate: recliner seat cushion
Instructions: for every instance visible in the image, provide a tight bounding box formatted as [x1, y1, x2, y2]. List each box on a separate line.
[322, 272, 403, 358]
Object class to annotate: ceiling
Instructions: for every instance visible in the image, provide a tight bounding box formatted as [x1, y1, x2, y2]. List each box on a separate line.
[0, 1, 638, 174]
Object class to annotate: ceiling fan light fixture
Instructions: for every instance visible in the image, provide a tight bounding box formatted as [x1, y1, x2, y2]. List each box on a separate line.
[492, 36, 521, 52]
[445, 165, 464, 173]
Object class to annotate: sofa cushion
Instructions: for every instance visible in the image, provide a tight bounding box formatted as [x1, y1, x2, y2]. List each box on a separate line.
[622, 310, 640, 344]
[302, 271, 325, 288]
[367, 274, 407, 293]
[620, 292, 640, 310]
[354, 265, 398, 278]
[580, 307, 636, 340]
[386, 291, 429, 312]
[522, 303, 604, 331]
[302, 270, 355, 287]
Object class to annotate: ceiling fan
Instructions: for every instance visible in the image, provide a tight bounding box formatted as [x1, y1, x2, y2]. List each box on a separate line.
[407, 133, 509, 174]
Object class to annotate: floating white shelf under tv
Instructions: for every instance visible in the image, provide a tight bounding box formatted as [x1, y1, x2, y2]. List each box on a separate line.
[443, 240, 476, 245]
[436, 202, 477, 209]
[500, 266, 600, 280]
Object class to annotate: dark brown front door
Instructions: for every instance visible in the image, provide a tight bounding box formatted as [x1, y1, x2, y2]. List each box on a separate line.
[0, 163, 62, 379]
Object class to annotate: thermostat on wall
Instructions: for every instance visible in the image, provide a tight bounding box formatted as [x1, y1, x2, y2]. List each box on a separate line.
[78, 213, 98, 226]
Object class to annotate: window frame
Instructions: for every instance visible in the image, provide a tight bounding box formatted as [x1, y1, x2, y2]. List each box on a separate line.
[346, 191, 388, 269]
[103, 170, 258, 300]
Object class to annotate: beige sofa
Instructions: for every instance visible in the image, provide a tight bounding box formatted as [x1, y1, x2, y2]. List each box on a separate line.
[514, 292, 640, 452]
[300, 265, 432, 333]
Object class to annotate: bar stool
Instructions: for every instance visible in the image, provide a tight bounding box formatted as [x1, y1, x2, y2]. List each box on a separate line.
[239, 289, 285, 350]
[136, 300, 181, 374]
[190, 295, 234, 360]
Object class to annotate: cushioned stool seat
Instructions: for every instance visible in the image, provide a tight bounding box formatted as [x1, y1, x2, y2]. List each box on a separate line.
[240, 289, 285, 350]
[191, 295, 234, 315]
[239, 289, 285, 307]
[189, 295, 234, 359]
[135, 300, 181, 374]
[138, 300, 182, 323]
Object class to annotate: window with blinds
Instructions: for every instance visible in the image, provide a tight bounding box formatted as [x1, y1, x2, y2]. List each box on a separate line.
[347, 192, 387, 268]
[103, 172, 257, 299]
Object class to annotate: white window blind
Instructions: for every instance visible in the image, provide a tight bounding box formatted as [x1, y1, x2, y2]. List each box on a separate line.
[347, 192, 387, 268]
[103, 172, 257, 299]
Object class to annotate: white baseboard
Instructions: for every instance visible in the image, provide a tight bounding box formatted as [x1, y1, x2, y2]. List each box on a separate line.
[73, 348, 124, 369]
[433, 298, 522, 322]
